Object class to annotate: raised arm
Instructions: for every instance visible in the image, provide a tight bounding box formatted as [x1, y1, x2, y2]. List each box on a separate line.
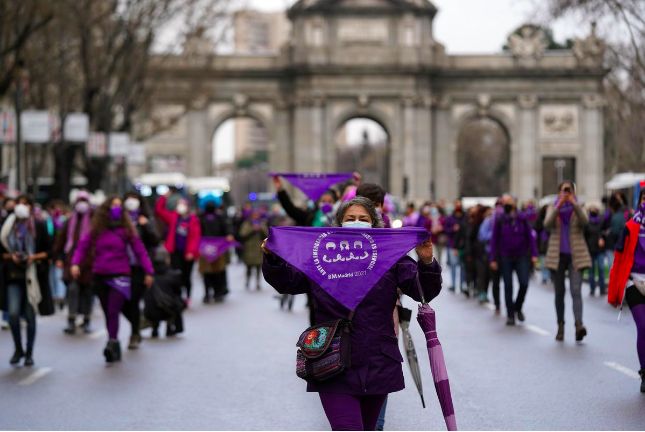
[261, 250, 310, 295]
[155, 195, 174, 226]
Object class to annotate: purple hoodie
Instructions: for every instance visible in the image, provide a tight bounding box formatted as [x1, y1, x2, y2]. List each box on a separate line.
[72, 227, 154, 276]
[490, 212, 538, 260]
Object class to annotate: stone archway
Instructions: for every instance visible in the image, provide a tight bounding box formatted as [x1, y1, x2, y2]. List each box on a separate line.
[457, 116, 511, 197]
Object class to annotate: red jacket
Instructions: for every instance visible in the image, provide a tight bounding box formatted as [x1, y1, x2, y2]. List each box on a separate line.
[155, 195, 201, 258]
[607, 219, 640, 307]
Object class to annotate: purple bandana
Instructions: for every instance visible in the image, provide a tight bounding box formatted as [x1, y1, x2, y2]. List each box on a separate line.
[104, 276, 132, 300]
[270, 173, 353, 202]
[267, 226, 429, 310]
[199, 237, 240, 263]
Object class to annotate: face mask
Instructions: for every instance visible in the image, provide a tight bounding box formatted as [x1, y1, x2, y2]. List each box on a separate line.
[124, 198, 140, 212]
[430, 208, 439, 217]
[342, 221, 372, 229]
[504, 204, 513, 214]
[176, 203, 188, 216]
[75, 201, 90, 214]
[110, 206, 123, 221]
[14, 204, 30, 219]
[320, 203, 333, 214]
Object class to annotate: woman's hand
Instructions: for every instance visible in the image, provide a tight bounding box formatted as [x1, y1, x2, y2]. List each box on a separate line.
[144, 274, 154, 288]
[415, 239, 434, 264]
[272, 176, 283, 191]
[70, 265, 81, 279]
[138, 215, 149, 226]
[261, 238, 271, 255]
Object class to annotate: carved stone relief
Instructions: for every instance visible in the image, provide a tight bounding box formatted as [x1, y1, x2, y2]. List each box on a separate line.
[539, 105, 579, 140]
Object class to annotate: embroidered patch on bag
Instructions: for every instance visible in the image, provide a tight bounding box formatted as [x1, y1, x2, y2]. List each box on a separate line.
[303, 328, 328, 350]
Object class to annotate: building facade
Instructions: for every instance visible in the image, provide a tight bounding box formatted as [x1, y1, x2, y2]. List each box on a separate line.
[142, 0, 607, 202]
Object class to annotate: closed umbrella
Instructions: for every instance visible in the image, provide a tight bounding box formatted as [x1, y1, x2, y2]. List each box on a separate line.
[398, 305, 426, 408]
[416, 276, 457, 431]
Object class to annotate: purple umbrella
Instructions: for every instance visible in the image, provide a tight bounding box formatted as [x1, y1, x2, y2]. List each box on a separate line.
[416, 277, 457, 431]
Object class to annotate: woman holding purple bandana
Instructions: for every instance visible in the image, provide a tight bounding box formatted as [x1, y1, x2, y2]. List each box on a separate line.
[261, 197, 442, 431]
[608, 189, 645, 392]
[544, 181, 591, 342]
[71, 197, 154, 363]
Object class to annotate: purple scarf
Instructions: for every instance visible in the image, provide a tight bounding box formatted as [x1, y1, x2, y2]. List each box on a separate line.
[199, 237, 240, 263]
[267, 226, 429, 310]
[65, 211, 92, 254]
[270, 172, 353, 202]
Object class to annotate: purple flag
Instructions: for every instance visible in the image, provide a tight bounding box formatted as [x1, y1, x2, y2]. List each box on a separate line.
[270, 173, 353, 202]
[199, 237, 240, 263]
[267, 226, 429, 310]
[104, 276, 132, 300]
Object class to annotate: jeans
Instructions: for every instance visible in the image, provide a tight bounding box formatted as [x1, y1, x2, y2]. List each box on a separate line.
[500, 255, 530, 318]
[589, 253, 606, 294]
[319, 392, 387, 431]
[539, 255, 550, 283]
[375, 396, 387, 431]
[447, 248, 464, 291]
[49, 266, 66, 300]
[171, 252, 195, 299]
[551, 253, 583, 324]
[7, 282, 36, 353]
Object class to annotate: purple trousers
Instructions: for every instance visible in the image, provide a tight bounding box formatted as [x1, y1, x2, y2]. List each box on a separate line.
[319, 393, 387, 431]
[95, 278, 127, 339]
[626, 285, 645, 369]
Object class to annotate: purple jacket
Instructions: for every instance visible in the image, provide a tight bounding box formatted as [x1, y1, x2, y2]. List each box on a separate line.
[72, 227, 154, 276]
[490, 212, 538, 260]
[262, 254, 442, 395]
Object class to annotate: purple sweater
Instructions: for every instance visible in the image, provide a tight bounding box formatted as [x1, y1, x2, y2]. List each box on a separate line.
[490, 212, 538, 260]
[72, 227, 154, 276]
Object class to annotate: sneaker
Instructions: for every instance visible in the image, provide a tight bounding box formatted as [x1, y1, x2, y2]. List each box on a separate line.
[103, 340, 121, 363]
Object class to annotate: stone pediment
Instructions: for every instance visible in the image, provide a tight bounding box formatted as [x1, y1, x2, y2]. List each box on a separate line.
[288, 0, 437, 17]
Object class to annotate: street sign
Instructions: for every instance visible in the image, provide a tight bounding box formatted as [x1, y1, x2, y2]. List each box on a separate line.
[21, 110, 50, 143]
[127, 143, 146, 165]
[64, 113, 90, 142]
[87, 132, 107, 157]
[109, 132, 130, 156]
[0, 110, 16, 143]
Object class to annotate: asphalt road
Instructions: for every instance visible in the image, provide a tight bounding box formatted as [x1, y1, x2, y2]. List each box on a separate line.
[0, 259, 643, 430]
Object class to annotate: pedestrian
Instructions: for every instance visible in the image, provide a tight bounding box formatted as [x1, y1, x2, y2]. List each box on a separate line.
[445, 201, 466, 294]
[155, 192, 201, 306]
[46, 199, 68, 310]
[585, 203, 607, 297]
[123, 191, 159, 349]
[53, 191, 94, 335]
[534, 204, 551, 285]
[464, 205, 484, 297]
[544, 181, 591, 342]
[605, 192, 631, 272]
[608, 189, 645, 393]
[239, 208, 268, 290]
[199, 200, 233, 302]
[0, 194, 54, 366]
[262, 196, 442, 431]
[478, 200, 503, 313]
[490, 195, 538, 325]
[71, 196, 154, 363]
[402, 202, 419, 227]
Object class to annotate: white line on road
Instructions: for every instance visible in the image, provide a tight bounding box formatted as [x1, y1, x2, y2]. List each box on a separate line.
[18, 367, 52, 386]
[524, 324, 551, 336]
[604, 361, 640, 380]
[89, 329, 107, 340]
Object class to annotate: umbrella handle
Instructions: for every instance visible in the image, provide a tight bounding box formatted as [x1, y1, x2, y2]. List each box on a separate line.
[415, 273, 427, 304]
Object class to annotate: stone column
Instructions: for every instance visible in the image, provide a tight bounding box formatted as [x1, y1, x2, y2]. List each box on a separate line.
[401, 96, 415, 200]
[432, 96, 457, 201]
[187, 108, 211, 177]
[581, 94, 604, 202]
[413, 100, 433, 201]
[293, 97, 325, 173]
[269, 101, 292, 172]
[516, 94, 538, 200]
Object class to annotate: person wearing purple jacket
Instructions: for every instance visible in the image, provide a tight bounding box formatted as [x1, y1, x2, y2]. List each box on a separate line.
[490, 195, 538, 326]
[71, 196, 154, 363]
[261, 197, 442, 431]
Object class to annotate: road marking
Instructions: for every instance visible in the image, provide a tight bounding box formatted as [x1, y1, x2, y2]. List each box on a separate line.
[483, 303, 496, 311]
[524, 324, 551, 336]
[89, 329, 107, 340]
[604, 361, 640, 380]
[18, 367, 52, 386]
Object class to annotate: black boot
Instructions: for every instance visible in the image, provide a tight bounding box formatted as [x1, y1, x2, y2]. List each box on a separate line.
[128, 334, 142, 350]
[63, 317, 76, 335]
[639, 369, 645, 393]
[24, 349, 34, 367]
[103, 339, 122, 363]
[575, 321, 587, 342]
[81, 317, 92, 334]
[10, 348, 24, 365]
[555, 322, 565, 341]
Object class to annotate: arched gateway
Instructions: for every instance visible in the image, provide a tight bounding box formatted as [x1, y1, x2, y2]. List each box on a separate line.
[142, 0, 606, 202]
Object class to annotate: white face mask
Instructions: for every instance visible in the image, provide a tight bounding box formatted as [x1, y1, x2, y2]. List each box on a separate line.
[75, 201, 90, 214]
[342, 221, 372, 229]
[14, 204, 30, 219]
[124, 198, 140, 212]
[176, 203, 188, 215]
